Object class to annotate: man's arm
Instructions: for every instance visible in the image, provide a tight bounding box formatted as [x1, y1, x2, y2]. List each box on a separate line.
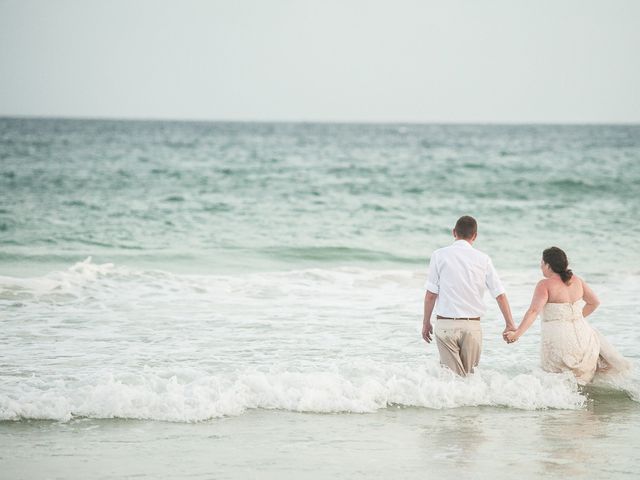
[496, 293, 516, 337]
[422, 290, 438, 343]
[485, 257, 514, 338]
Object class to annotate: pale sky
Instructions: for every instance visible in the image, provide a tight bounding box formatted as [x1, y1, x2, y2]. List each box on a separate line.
[1, 0, 639, 123]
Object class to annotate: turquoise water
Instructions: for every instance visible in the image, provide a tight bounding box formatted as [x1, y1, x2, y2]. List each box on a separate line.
[1, 118, 640, 479]
[2, 119, 639, 274]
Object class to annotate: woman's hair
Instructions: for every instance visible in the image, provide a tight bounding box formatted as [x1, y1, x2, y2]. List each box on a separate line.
[543, 246, 573, 284]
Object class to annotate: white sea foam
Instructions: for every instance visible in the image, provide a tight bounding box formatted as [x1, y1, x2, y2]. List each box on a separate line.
[0, 362, 589, 422]
[1, 259, 637, 423]
[0, 256, 119, 300]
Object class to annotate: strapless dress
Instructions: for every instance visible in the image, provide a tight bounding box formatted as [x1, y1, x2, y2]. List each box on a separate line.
[541, 301, 631, 385]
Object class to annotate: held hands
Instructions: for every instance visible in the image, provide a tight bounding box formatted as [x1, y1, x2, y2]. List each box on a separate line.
[503, 328, 519, 344]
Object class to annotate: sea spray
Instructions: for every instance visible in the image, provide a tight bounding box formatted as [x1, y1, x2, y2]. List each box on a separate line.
[0, 363, 586, 422]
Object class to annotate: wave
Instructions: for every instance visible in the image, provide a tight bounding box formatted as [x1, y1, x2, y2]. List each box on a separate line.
[1, 259, 638, 423]
[0, 256, 422, 302]
[0, 243, 423, 270]
[259, 246, 422, 264]
[0, 363, 593, 423]
[0, 256, 119, 300]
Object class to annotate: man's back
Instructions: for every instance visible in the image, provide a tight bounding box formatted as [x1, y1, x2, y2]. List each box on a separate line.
[425, 240, 504, 318]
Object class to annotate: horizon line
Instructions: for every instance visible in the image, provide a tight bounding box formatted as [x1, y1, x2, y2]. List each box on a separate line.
[1, 113, 639, 127]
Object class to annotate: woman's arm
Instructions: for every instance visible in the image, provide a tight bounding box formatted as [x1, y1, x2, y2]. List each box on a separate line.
[581, 278, 600, 318]
[505, 280, 549, 343]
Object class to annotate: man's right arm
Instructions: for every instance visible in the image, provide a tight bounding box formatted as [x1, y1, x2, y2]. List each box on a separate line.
[422, 290, 438, 343]
[422, 251, 439, 344]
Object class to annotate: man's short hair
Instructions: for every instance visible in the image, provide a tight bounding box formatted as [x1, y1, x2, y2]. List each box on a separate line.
[454, 216, 477, 239]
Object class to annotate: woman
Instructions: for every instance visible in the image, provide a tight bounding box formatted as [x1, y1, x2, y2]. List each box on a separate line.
[505, 247, 630, 384]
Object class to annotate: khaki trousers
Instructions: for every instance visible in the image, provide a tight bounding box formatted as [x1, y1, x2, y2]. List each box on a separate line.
[434, 319, 482, 376]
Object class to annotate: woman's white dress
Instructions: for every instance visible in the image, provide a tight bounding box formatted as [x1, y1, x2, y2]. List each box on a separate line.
[541, 301, 631, 385]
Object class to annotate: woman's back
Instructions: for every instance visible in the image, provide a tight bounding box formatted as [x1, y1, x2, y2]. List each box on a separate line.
[540, 275, 601, 384]
[544, 275, 584, 304]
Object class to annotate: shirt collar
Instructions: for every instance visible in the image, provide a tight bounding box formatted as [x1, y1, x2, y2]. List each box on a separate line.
[453, 239, 473, 248]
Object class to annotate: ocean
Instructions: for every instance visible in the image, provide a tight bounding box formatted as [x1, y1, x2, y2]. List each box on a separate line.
[1, 118, 639, 479]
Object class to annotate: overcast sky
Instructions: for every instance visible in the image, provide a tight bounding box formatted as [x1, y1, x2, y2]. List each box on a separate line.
[1, 0, 639, 123]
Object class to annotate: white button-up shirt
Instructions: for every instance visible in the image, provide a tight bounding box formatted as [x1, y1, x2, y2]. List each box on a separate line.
[425, 239, 505, 318]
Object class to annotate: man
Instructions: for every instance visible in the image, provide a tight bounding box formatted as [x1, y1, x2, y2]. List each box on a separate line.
[422, 216, 515, 375]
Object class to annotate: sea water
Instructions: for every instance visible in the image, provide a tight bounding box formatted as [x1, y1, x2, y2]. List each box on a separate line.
[1, 119, 639, 479]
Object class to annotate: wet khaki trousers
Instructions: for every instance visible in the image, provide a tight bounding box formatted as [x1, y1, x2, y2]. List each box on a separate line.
[434, 319, 482, 375]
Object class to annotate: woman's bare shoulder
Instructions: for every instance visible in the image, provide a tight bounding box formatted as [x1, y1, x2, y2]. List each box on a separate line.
[535, 278, 550, 290]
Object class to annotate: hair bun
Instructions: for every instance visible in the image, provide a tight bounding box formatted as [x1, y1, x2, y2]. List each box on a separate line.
[559, 268, 573, 283]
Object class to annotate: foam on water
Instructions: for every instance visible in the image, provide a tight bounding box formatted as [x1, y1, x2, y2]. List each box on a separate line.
[0, 256, 115, 297]
[0, 363, 590, 422]
[1, 258, 638, 423]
